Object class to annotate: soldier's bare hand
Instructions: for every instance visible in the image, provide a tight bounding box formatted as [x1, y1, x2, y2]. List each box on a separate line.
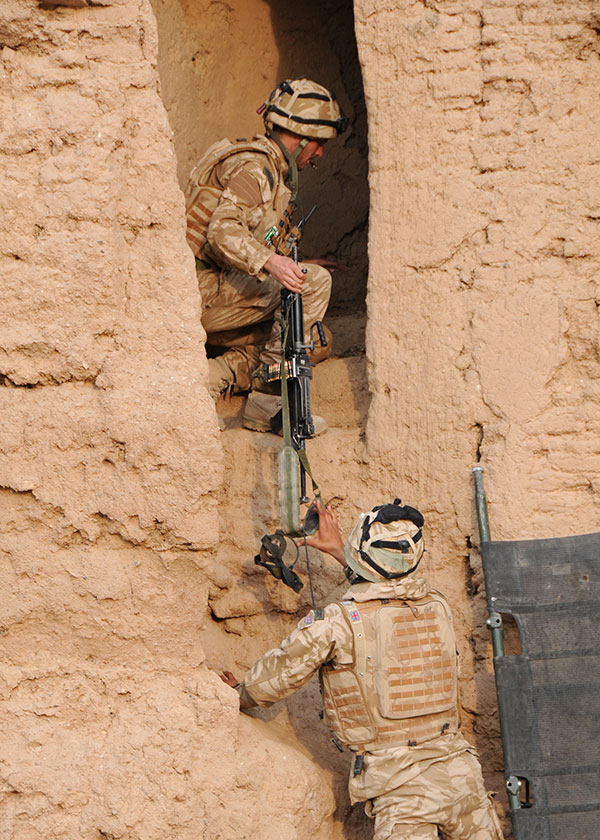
[220, 670, 239, 688]
[264, 253, 305, 293]
[297, 500, 346, 567]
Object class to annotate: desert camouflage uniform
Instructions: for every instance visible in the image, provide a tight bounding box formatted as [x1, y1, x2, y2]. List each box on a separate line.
[186, 134, 331, 392]
[238, 576, 504, 840]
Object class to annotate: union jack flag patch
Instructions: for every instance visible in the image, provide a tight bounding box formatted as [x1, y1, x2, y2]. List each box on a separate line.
[304, 614, 313, 626]
[349, 610, 361, 622]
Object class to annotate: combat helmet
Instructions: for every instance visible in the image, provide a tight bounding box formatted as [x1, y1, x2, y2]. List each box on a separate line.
[261, 78, 348, 140]
[344, 500, 425, 584]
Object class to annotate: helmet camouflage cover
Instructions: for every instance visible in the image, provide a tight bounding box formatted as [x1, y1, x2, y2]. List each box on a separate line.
[344, 500, 425, 583]
[262, 77, 348, 140]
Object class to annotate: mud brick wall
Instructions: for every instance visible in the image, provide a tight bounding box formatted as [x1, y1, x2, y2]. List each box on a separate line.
[356, 0, 600, 816]
[357, 0, 600, 558]
[2, 1, 599, 838]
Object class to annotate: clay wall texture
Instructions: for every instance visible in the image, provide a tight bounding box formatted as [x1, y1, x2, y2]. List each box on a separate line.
[0, 2, 328, 838]
[0, 2, 356, 838]
[1, 0, 599, 838]
[356, 0, 600, 822]
[359, 0, 600, 539]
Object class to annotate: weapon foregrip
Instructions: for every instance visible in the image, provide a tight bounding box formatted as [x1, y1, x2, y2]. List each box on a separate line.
[315, 320, 327, 347]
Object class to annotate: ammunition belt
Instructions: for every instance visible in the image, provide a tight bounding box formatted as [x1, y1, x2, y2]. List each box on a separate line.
[262, 360, 293, 383]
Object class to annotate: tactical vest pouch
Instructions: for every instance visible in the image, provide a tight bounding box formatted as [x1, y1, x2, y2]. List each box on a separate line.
[375, 600, 456, 720]
[321, 597, 460, 751]
[186, 185, 222, 258]
[320, 666, 375, 746]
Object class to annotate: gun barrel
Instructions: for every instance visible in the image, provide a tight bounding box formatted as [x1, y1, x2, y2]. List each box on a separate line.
[298, 204, 317, 231]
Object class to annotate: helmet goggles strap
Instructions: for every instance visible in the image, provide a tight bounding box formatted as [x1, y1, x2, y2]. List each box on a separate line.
[266, 104, 348, 134]
[358, 548, 422, 581]
[254, 530, 304, 593]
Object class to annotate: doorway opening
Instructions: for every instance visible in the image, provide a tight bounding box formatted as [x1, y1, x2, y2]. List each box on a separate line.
[151, 0, 369, 358]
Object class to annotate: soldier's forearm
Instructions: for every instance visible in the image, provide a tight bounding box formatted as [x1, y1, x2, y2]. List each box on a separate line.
[206, 210, 273, 278]
[237, 682, 259, 711]
[209, 235, 272, 278]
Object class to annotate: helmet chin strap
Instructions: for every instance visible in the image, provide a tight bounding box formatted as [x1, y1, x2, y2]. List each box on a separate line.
[265, 129, 309, 203]
[293, 137, 309, 158]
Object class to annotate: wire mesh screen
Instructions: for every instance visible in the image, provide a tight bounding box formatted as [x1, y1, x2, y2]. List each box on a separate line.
[481, 532, 600, 840]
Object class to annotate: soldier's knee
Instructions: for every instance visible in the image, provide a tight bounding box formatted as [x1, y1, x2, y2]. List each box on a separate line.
[375, 823, 437, 840]
[207, 356, 234, 401]
[304, 263, 332, 295]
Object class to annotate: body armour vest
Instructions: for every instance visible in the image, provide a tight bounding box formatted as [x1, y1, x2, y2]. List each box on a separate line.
[321, 594, 460, 750]
[184, 137, 291, 261]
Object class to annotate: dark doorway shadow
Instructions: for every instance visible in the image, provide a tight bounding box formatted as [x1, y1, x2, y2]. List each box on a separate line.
[265, 0, 369, 320]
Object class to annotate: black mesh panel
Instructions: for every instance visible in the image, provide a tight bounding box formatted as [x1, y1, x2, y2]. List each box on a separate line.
[481, 532, 600, 840]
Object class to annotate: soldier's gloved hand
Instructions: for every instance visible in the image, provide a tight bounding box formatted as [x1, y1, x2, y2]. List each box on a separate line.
[264, 253, 306, 293]
[297, 500, 346, 567]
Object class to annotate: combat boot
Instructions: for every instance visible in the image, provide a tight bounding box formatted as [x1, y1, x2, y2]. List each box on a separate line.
[207, 356, 234, 401]
[242, 390, 328, 436]
[207, 357, 235, 431]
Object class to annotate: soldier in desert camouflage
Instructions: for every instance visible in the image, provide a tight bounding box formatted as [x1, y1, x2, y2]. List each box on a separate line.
[221, 501, 504, 840]
[185, 78, 347, 433]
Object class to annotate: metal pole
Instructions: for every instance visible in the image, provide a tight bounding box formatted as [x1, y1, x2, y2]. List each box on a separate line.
[471, 466, 522, 812]
[472, 466, 490, 543]
[472, 467, 504, 657]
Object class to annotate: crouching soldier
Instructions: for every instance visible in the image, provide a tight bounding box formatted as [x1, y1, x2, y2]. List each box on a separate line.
[221, 500, 504, 839]
[185, 77, 347, 433]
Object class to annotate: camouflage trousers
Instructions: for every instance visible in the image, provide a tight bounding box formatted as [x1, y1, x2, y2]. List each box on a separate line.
[197, 262, 332, 393]
[368, 752, 504, 840]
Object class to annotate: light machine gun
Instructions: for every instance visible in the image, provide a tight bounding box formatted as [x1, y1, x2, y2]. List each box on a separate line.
[254, 208, 327, 596]
[276, 250, 326, 533]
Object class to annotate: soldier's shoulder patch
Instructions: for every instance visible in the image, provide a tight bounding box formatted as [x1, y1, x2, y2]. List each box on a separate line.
[226, 168, 263, 208]
[349, 609, 361, 622]
[304, 613, 314, 626]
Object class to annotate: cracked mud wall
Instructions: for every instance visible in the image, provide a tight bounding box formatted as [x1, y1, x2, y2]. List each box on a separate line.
[2, 0, 600, 839]
[0, 2, 336, 839]
[356, 0, 600, 820]
[359, 0, 600, 534]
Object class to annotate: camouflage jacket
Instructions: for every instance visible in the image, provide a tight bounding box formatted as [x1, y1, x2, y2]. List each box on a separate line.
[188, 134, 292, 280]
[238, 576, 474, 802]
